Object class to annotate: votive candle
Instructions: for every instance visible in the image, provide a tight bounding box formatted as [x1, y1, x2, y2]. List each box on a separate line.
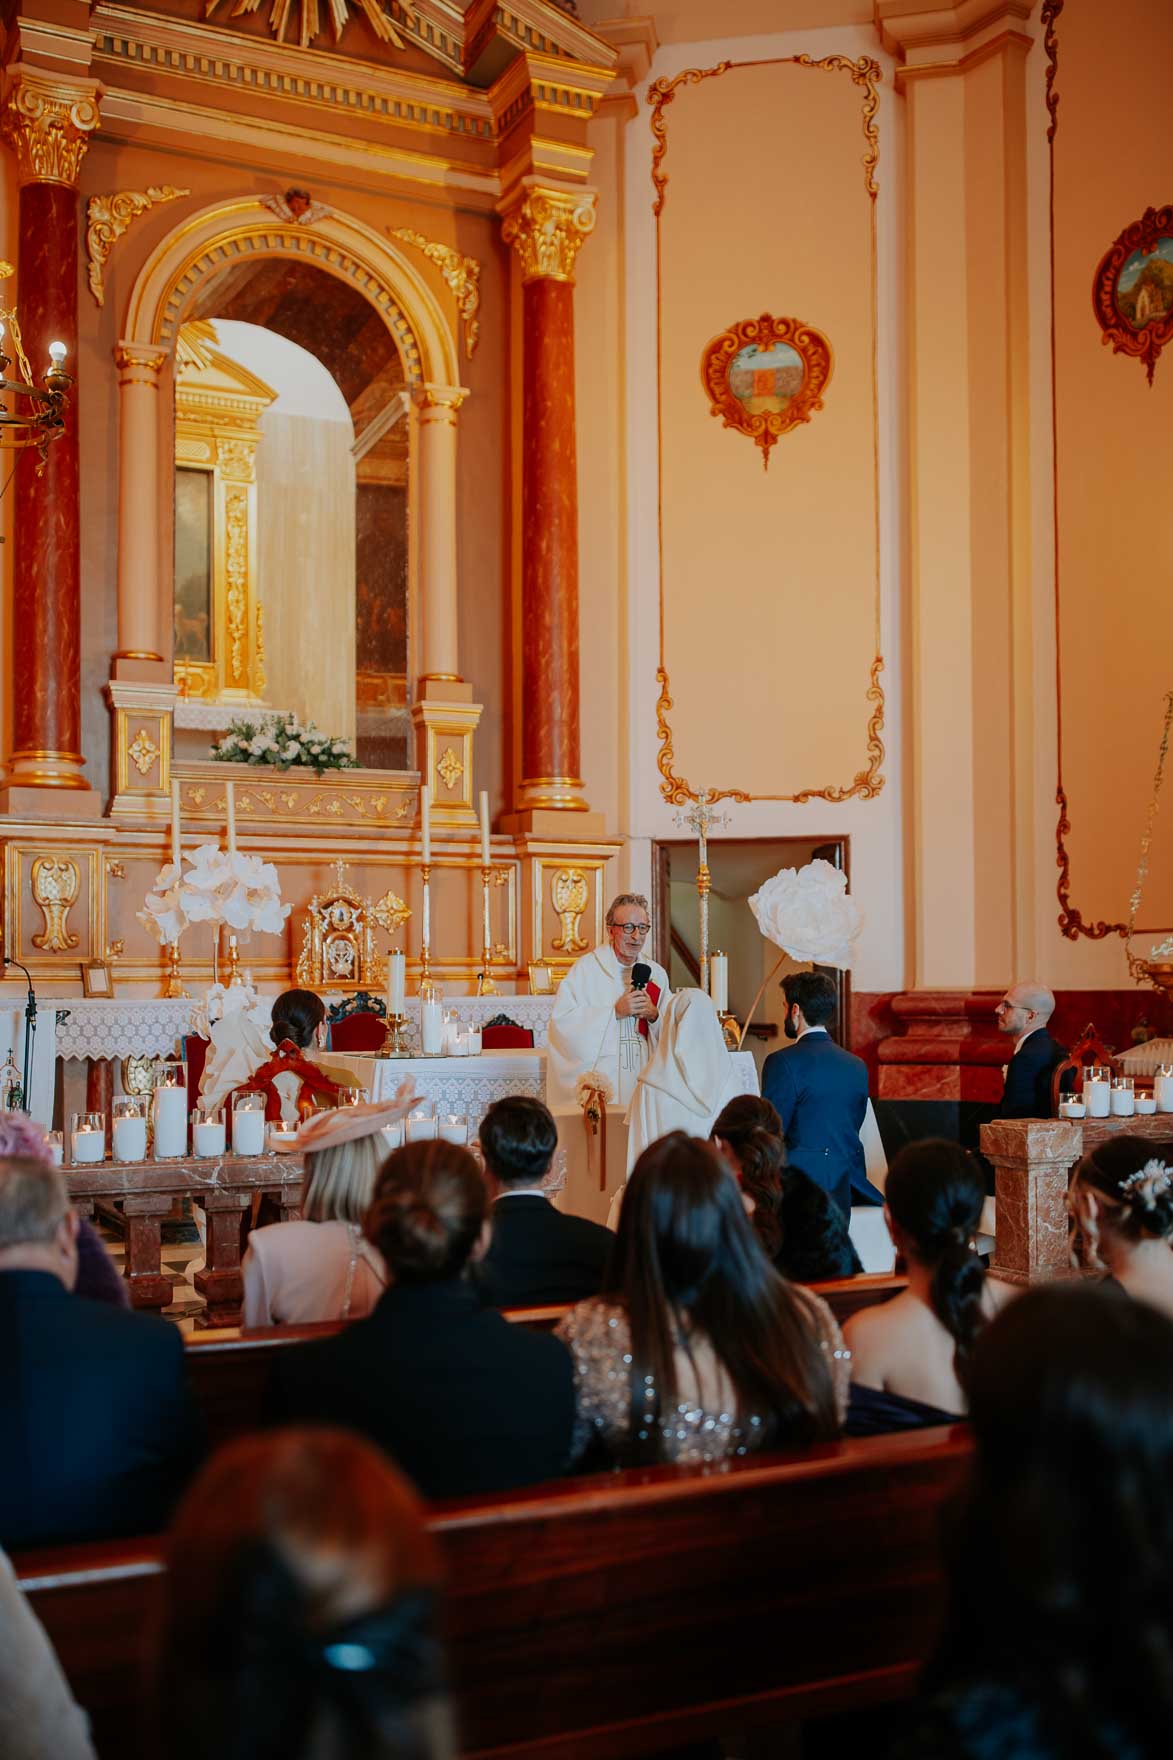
[71, 1124, 105, 1164]
[194, 1117, 227, 1156]
[112, 1114, 147, 1163]
[232, 1106, 266, 1156]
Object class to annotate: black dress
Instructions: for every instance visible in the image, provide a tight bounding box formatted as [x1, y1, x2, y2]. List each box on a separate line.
[774, 1167, 863, 1283]
[845, 1381, 962, 1437]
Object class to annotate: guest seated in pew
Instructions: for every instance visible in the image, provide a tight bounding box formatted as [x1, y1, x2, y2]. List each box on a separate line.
[0, 1545, 97, 1760]
[843, 1140, 1011, 1434]
[242, 1091, 417, 1327]
[473, 1096, 613, 1308]
[158, 1428, 455, 1760]
[0, 1117, 127, 1307]
[0, 1158, 201, 1551]
[897, 1285, 1173, 1759]
[712, 1095, 862, 1283]
[271, 1140, 575, 1498]
[1067, 1135, 1173, 1319]
[557, 1133, 846, 1467]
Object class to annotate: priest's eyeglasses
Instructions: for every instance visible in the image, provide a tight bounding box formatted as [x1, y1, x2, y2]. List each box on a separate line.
[615, 923, 651, 938]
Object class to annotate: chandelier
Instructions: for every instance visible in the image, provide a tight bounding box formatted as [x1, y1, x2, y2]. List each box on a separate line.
[0, 261, 71, 472]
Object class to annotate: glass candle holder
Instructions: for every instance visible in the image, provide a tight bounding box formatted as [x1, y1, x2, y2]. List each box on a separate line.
[381, 1118, 405, 1151]
[45, 1129, 64, 1168]
[406, 1106, 437, 1143]
[153, 1061, 189, 1158]
[193, 1106, 227, 1157]
[70, 1111, 106, 1164]
[438, 1112, 468, 1145]
[231, 1091, 267, 1156]
[268, 1120, 301, 1151]
[1155, 1065, 1173, 1112]
[1110, 1076, 1135, 1117]
[1082, 1066, 1112, 1118]
[112, 1098, 148, 1164]
[336, 1088, 367, 1108]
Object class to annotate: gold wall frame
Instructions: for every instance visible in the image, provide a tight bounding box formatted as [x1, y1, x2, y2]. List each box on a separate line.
[173, 321, 274, 705]
[649, 55, 885, 806]
[700, 312, 833, 471]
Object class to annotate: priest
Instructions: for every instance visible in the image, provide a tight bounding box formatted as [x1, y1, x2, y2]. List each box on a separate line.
[546, 894, 671, 1221]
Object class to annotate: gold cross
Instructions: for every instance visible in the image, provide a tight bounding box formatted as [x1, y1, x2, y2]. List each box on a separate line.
[333, 857, 349, 891]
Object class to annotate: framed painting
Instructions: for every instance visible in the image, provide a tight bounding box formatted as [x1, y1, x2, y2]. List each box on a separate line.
[700, 312, 833, 470]
[1092, 204, 1173, 384]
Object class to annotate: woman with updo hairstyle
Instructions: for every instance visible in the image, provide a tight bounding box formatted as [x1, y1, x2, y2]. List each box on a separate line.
[712, 1094, 862, 1282]
[842, 1139, 1012, 1433]
[271, 1140, 576, 1499]
[557, 1132, 845, 1468]
[1068, 1134, 1173, 1319]
[158, 1427, 455, 1760]
[269, 987, 327, 1051]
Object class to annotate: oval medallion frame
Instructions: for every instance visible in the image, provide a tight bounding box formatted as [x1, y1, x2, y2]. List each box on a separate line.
[700, 312, 833, 470]
[1092, 203, 1173, 386]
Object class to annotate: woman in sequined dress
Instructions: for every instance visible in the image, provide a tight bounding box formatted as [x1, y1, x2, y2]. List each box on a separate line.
[556, 1133, 847, 1467]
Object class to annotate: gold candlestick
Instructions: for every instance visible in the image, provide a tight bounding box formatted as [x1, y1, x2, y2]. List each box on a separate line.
[163, 939, 188, 999]
[226, 934, 244, 987]
[418, 862, 432, 993]
[380, 1011, 414, 1057]
[479, 865, 499, 995]
[697, 857, 711, 996]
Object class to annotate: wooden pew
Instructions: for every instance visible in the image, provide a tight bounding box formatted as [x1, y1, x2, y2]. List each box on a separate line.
[16, 1424, 968, 1760]
[185, 1278, 907, 1452]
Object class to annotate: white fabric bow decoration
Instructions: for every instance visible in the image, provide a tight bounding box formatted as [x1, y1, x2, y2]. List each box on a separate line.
[748, 858, 862, 969]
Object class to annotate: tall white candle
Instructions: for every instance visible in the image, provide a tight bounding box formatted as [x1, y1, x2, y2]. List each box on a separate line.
[112, 1116, 147, 1163]
[479, 790, 491, 867]
[232, 1108, 266, 1156]
[387, 949, 406, 1016]
[420, 784, 431, 864]
[1156, 1072, 1173, 1112]
[226, 780, 237, 855]
[171, 778, 182, 871]
[421, 996, 443, 1054]
[709, 953, 729, 1014]
[1084, 1076, 1111, 1119]
[153, 1084, 188, 1157]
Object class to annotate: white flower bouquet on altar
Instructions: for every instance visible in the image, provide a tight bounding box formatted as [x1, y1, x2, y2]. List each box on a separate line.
[210, 712, 358, 775]
[748, 858, 863, 969]
[137, 845, 292, 947]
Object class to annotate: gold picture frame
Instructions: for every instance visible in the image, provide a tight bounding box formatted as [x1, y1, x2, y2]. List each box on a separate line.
[700, 311, 833, 471]
[528, 960, 556, 996]
[81, 960, 114, 998]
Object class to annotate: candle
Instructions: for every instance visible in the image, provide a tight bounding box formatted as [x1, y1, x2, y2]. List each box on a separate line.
[45, 1134, 64, 1167]
[387, 949, 406, 1017]
[171, 777, 182, 871]
[479, 790, 491, 867]
[421, 996, 443, 1055]
[1062, 1100, 1086, 1118]
[451, 1028, 469, 1057]
[420, 784, 431, 864]
[1110, 1083, 1135, 1117]
[112, 1115, 147, 1163]
[709, 952, 729, 1014]
[226, 780, 237, 855]
[1136, 1095, 1157, 1115]
[406, 1111, 437, 1142]
[268, 1125, 299, 1151]
[71, 1126, 105, 1164]
[153, 1084, 188, 1157]
[194, 1118, 227, 1156]
[439, 1114, 468, 1145]
[1083, 1075, 1111, 1119]
[467, 1027, 482, 1055]
[232, 1107, 266, 1156]
[382, 1120, 405, 1151]
[1155, 1069, 1173, 1112]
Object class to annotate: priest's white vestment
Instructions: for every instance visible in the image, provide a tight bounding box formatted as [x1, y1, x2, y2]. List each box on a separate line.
[546, 943, 671, 1222]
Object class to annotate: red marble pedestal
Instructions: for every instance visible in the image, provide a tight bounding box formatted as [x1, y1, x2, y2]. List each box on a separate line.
[877, 990, 1007, 1102]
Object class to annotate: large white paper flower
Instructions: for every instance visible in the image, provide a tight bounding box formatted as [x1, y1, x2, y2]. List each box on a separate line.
[136, 862, 189, 945]
[748, 858, 862, 969]
[189, 981, 273, 1039]
[138, 845, 291, 947]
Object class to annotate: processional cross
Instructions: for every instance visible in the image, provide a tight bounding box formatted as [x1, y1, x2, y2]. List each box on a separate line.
[673, 789, 730, 995]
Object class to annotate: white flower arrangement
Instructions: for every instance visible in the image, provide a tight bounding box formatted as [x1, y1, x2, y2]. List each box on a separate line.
[211, 713, 358, 775]
[748, 858, 862, 969]
[576, 1070, 613, 1108]
[188, 980, 273, 1040]
[137, 845, 292, 946]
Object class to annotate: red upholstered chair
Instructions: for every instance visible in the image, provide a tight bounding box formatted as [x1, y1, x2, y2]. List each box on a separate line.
[232, 1042, 346, 1123]
[481, 1016, 535, 1050]
[329, 1012, 387, 1053]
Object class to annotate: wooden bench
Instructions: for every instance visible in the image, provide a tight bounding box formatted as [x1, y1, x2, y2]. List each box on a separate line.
[16, 1423, 968, 1760]
[185, 1278, 907, 1452]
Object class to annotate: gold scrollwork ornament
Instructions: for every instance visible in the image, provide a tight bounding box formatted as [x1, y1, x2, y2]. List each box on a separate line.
[550, 869, 590, 954]
[86, 186, 190, 308]
[501, 190, 597, 285]
[30, 856, 81, 953]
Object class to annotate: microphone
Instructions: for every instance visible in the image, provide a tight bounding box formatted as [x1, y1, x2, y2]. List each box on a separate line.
[630, 962, 651, 991]
[3, 957, 37, 1115]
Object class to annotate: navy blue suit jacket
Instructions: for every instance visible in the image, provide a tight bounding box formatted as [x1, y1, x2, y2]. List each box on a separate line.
[0, 1270, 202, 1551]
[761, 1031, 882, 1217]
[474, 1194, 613, 1309]
[996, 1028, 1069, 1119]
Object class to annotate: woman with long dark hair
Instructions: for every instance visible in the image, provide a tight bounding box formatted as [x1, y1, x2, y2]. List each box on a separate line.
[556, 1132, 845, 1466]
[158, 1428, 454, 1760]
[899, 1284, 1173, 1759]
[1068, 1134, 1173, 1318]
[712, 1094, 862, 1282]
[842, 1139, 1008, 1431]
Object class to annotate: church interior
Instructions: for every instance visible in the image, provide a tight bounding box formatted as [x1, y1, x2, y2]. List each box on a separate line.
[3, 0, 1173, 1755]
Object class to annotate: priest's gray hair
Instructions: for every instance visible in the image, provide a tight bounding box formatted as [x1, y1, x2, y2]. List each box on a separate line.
[0, 1157, 70, 1250]
[1010, 980, 1056, 1022]
[606, 893, 650, 926]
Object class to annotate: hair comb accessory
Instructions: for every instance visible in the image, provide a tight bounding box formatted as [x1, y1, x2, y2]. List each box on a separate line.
[1119, 1159, 1173, 1207]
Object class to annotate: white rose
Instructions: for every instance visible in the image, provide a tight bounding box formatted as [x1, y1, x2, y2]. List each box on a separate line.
[284, 741, 301, 758]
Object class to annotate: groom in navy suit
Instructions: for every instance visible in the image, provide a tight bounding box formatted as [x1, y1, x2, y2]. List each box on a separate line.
[761, 971, 883, 1218]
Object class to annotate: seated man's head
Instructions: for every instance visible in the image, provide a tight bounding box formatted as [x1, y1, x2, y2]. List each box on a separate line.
[0, 1157, 79, 1287]
[781, 970, 838, 1040]
[995, 980, 1055, 1039]
[605, 894, 652, 966]
[479, 1096, 557, 1194]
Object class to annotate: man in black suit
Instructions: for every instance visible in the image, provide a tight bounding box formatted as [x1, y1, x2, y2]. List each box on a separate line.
[474, 1096, 613, 1307]
[0, 1157, 201, 1551]
[761, 971, 882, 1218]
[995, 981, 1068, 1118]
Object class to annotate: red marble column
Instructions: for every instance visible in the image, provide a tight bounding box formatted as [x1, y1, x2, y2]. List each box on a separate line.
[1, 76, 98, 800]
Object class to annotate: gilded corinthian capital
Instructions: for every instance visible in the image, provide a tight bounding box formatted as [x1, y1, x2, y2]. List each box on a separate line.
[2, 71, 101, 189]
[500, 187, 598, 285]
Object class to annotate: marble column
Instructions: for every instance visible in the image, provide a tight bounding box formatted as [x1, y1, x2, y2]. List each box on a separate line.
[113, 344, 167, 671]
[0, 74, 100, 802]
[502, 185, 597, 815]
[414, 385, 465, 685]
